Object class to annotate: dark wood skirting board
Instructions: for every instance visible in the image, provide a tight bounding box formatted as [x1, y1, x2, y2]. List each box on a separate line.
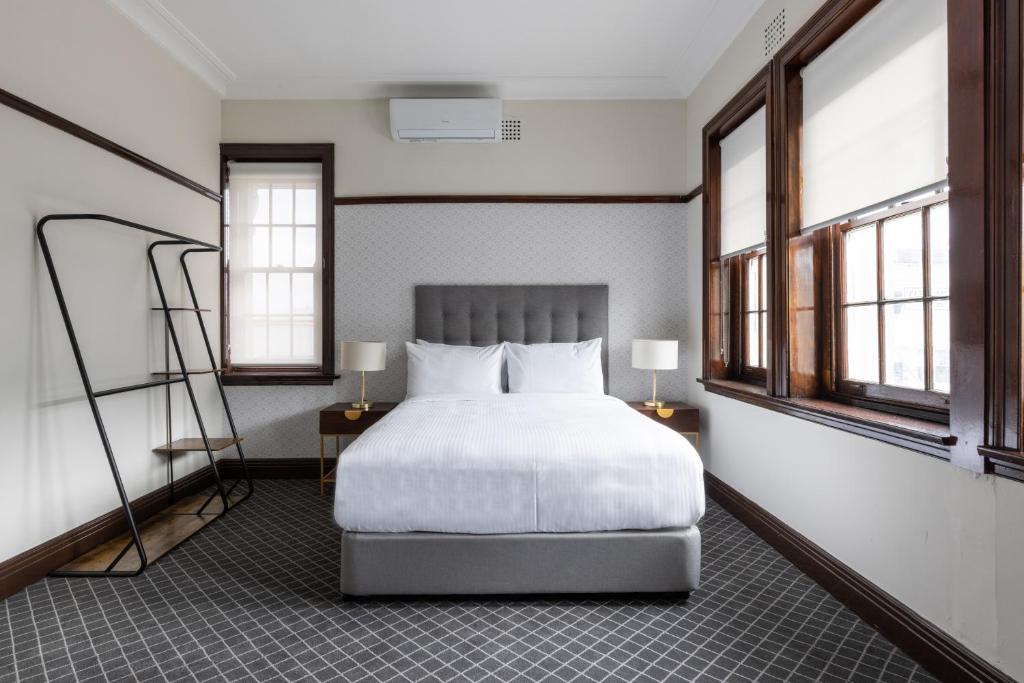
[705, 472, 1014, 683]
[334, 195, 685, 205]
[0, 87, 221, 202]
[219, 457, 332, 479]
[0, 465, 215, 600]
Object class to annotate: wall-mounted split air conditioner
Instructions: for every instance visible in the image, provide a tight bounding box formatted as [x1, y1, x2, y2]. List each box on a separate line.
[389, 98, 502, 143]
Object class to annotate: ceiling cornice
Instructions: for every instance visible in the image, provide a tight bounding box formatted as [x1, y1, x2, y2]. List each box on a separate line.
[107, 0, 235, 96]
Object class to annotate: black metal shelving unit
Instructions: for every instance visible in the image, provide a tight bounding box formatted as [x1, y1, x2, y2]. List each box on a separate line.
[36, 213, 253, 578]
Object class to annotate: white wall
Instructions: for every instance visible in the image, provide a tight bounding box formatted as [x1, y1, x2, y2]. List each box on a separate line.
[222, 99, 687, 196]
[0, 0, 222, 562]
[682, 1, 1024, 679]
[227, 202, 688, 460]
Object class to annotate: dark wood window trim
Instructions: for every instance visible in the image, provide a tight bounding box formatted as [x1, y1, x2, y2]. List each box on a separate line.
[949, 0, 1024, 479]
[700, 0, 979, 462]
[702, 63, 773, 389]
[219, 143, 337, 386]
[699, 378, 955, 459]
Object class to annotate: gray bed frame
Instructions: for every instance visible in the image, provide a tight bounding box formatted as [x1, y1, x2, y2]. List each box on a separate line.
[340, 285, 701, 597]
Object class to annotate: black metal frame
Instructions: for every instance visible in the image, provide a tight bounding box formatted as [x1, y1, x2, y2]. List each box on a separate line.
[35, 214, 253, 578]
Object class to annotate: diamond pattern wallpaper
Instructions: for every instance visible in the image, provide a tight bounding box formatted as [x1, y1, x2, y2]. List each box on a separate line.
[227, 202, 688, 459]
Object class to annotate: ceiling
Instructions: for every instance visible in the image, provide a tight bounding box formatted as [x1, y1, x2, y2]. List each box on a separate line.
[109, 0, 765, 100]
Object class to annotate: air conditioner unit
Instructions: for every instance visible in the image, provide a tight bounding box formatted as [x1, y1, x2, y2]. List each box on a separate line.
[389, 98, 502, 143]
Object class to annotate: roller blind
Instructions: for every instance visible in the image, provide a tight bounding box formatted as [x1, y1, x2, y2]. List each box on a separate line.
[801, 0, 948, 230]
[720, 106, 767, 256]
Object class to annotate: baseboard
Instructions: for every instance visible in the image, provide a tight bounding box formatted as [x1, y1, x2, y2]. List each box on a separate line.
[219, 457, 331, 479]
[0, 465, 215, 600]
[704, 472, 1013, 683]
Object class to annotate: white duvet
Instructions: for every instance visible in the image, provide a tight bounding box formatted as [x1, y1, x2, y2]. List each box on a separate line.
[334, 393, 705, 534]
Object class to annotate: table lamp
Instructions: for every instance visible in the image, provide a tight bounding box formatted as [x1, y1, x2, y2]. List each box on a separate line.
[340, 341, 386, 409]
[632, 339, 678, 408]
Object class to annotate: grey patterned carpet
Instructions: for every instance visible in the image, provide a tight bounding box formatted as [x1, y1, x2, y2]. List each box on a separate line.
[0, 480, 934, 682]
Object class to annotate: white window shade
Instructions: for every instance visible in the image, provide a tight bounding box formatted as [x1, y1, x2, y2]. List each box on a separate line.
[800, 0, 948, 230]
[227, 162, 322, 366]
[720, 106, 767, 256]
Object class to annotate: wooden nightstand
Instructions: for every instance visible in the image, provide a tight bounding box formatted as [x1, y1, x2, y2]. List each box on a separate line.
[627, 401, 700, 450]
[319, 402, 397, 495]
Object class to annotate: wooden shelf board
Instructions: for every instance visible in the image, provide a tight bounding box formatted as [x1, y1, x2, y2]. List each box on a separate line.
[153, 437, 242, 454]
[57, 493, 243, 573]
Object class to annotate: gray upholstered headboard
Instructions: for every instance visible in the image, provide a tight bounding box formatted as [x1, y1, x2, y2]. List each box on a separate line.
[414, 285, 610, 392]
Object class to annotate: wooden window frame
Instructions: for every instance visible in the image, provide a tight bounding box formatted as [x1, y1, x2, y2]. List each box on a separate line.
[701, 0, 1024, 476]
[702, 64, 773, 390]
[827, 193, 951, 422]
[219, 143, 337, 386]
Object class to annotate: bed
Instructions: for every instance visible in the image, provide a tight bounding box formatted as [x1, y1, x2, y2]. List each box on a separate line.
[334, 285, 704, 596]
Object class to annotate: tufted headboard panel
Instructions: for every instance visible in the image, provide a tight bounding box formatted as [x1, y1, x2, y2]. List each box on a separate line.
[414, 285, 609, 392]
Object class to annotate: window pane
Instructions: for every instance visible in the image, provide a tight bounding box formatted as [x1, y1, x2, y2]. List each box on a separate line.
[929, 202, 949, 297]
[295, 187, 317, 225]
[292, 273, 314, 315]
[883, 301, 925, 389]
[271, 185, 293, 225]
[251, 226, 269, 268]
[253, 187, 269, 224]
[882, 211, 924, 300]
[248, 318, 267, 360]
[747, 313, 760, 368]
[250, 273, 267, 314]
[271, 226, 293, 267]
[931, 299, 950, 393]
[845, 305, 879, 382]
[759, 255, 767, 310]
[293, 317, 315, 359]
[268, 320, 290, 358]
[295, 227, 316, 268]
[747, 257, 759, 311]
[268, 273, 290, 315]
[844, 225, 877, 304]
[760, 312, 767, 367]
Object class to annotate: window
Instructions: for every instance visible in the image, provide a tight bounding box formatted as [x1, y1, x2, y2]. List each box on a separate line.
[701, 68, 771, 387]
[831, 194, 950, 417]
[743, 250, 767, 375]
[228, 164, 321, 365]
[220, 144, 335, 385]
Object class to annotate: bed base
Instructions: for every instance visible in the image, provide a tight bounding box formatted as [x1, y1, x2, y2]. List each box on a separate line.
[340, 526, 700, 597]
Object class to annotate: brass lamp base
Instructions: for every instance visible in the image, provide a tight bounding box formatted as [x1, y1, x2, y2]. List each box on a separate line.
[644, 399, 665, 408]
[350, 400, 374, 410]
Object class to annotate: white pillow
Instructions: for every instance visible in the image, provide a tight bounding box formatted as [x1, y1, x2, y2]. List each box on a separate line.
[505, 338, 604, 394]
[405, 341, 504, 398]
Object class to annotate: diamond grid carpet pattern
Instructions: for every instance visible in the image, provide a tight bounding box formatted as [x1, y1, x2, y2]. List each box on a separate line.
[0, 481, 935, 682]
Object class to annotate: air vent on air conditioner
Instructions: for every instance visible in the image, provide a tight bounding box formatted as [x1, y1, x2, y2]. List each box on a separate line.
[502, 119, 521, 141]
[764, 9, 786, 57]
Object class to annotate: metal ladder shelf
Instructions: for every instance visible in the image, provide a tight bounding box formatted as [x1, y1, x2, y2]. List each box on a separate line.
[36, 213, 253, 578]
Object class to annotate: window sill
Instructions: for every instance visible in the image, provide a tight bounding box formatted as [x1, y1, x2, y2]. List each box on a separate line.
[221, 370, 338, 386]
[698, 378, 956, 459]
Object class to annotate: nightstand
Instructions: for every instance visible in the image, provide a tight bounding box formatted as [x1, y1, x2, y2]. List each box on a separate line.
[319, 402, 397, 495]
[627, 401, 700, 450]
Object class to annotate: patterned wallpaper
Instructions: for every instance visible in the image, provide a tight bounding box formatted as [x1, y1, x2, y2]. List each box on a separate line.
[227, 202, 689, 459]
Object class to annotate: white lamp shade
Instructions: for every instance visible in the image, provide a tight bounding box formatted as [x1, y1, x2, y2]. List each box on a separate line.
[631, 339, 678, 370]
[339, 341, 386, 371]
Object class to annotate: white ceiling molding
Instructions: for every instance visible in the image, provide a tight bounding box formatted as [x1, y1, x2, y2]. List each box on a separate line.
[107, 0, 235, 95]
[226, 76, 692, 101]
[113, 0, 766, 101]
